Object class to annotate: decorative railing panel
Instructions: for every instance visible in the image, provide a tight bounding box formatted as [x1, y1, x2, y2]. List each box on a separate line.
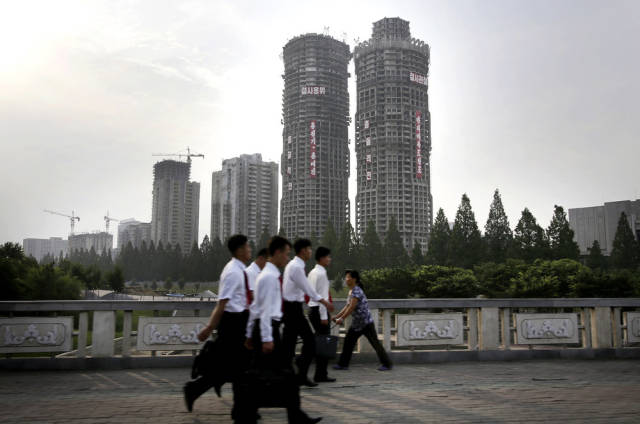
[396, 313, 464, 346]
[137, 317, 208, 351]
[627, 312, 640, 343]
[514, 313, 579, 345]
[0, 317, 73, 353]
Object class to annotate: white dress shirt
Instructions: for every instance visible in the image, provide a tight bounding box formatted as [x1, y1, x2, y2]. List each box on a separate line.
[282, 256, 322, 303]
[245, 261, 261, 291]
[246, 262, 283, 342]
[218, 258, 249, 313]
[308, 264, 330, 320]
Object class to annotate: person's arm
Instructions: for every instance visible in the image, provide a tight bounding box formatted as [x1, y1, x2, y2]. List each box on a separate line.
[198, 298, 228, 341]
[333, 297, 358, 324]
[318, 271, 330, 322]
[295, 265, 334, 312]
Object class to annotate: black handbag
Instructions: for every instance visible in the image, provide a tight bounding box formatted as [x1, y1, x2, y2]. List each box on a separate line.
[236, 367, 298, 409]
[315, 334, 338, 359]
[191, 339, 218, 379]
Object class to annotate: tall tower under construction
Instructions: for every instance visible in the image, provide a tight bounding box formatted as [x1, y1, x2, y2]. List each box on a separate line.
[151, 160, 200, 250]
[280, 34, 351, 239]
[354, 17, 433, 250]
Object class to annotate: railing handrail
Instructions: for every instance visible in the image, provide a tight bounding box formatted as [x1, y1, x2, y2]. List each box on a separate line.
[1, 298, 640, 312]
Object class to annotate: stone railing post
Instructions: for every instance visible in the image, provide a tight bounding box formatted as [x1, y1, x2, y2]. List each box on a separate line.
[383, 309, 392, 351]
[467, 308, 478, 350]
[77, 312, 88, 358]
[122, 311, 132, 357]
[92, 311, 115, 357]
[591, 307, 613, 348]
[479, 307, 500, 350]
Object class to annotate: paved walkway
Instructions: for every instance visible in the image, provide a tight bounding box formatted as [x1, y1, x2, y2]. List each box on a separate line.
[1, 360, 639, 423]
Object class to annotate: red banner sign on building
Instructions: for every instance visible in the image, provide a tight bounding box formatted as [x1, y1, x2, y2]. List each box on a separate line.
[409, 72, 427, 86]
[416, 111, 422, 178]
[310, 120, 317, 178]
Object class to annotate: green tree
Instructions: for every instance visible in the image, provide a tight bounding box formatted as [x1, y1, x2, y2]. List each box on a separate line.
[449, 194, 483, 269]
[411, 240, 424, 266]
[106, 266, 125, 292]
[426, 208, 450, 265]
[383, 216, 409, 267]
[412, 265, 480, 298]
[512, 208, 550, 261]
[361, 220, 383, 270]
[610, 212, 639, 269]
[585, 240, 607, 270]
[484, 189, 512, 263]
[547, 205, 580, 260]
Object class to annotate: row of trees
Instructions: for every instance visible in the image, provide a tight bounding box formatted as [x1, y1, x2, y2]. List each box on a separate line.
[426, 190, 640, 271]
[0, 242, 124, 300]
[361, 259, 640, 299]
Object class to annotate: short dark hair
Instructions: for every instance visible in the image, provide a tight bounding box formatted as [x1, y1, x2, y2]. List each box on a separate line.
[268, 236, 291, 257]
[315, 246, 331, 261]
[293, 238, 312, 254]
[345, 269, 364, 290]
[227, 234, 248, 255]
[257, 248, 269, 258]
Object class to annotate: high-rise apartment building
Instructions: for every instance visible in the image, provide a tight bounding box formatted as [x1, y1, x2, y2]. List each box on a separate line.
[211, 154, 278, 244]
[280, 34, 351, 238]
[117, 219, 152, 249]
[354, 17, 433, 250]
[569, 199, 640, 255]
[151, 160, 200, 250]
[23, 237, 68, 262]
[69, 232, 113, 255]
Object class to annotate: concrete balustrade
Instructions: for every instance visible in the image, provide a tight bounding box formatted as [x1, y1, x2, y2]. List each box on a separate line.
[1, 298, 639, 369]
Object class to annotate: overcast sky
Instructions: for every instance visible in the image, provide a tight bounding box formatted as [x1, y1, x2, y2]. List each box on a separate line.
[1, 0, 639, 245]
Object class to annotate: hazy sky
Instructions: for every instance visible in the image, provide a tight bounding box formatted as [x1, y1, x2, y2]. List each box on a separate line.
[1, 0, 639, 245]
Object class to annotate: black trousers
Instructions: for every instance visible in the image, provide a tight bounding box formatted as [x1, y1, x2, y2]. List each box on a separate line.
[234, 319, 310, 424]
[338, 322, 392, 368]
[308, 306, 329, 379]
[186, 310, 249, 412]
[282, 301, 315, 379]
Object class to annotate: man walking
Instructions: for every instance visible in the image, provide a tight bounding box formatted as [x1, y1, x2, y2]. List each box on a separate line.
[282, 239, 334, 387]
[184, 234, 252, 417]
[245, 247, 268, 292]
[307, 246, 335, 383]
[239, 236, 322, 423]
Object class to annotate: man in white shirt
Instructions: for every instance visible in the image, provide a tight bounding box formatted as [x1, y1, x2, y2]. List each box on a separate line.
[240, 236, 322, 424]
[245, 248, 268, 292]
[184, 234, 252, 416]
[282, 239, 334, 387]
[307, 246, 335, 383]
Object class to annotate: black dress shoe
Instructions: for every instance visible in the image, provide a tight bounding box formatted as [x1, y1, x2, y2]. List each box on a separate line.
[298, 377, 318, 387]
[314, 377, 336, 383]
[306, 418, 322, 423]
[183, 385, 195, 412]
[214, 382, 222, 398]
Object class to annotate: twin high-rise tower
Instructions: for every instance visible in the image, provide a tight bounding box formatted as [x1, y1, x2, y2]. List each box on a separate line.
[280, 34, 351, 238]
[281, 18, 432, 248]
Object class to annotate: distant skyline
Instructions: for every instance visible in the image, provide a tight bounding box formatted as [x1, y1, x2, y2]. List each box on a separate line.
[1, 0, 639, 245]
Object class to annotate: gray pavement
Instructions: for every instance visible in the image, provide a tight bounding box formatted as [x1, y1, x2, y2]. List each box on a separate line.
[0, 360, 639, 423]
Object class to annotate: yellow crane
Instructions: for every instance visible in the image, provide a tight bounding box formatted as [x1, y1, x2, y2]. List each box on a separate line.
[43, 209, 80, 235]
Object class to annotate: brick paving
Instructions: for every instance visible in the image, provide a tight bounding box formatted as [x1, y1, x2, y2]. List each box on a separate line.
[0, 360, 639, 423]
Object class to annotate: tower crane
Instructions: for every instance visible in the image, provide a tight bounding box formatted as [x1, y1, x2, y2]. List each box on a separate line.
[104, 211, 120, 234]
[151, 147, 204, 164]
[43, 209, 80, 235]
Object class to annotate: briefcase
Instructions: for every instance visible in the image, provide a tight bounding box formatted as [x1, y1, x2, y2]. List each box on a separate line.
[315, 334, 338, 359]
[236, 367, 298, 409]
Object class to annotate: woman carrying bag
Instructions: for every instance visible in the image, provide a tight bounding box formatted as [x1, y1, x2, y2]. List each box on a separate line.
[332, 270, 392, 371]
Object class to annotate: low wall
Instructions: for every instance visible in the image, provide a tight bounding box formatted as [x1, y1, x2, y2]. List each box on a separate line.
[1, 299, 639, 370]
